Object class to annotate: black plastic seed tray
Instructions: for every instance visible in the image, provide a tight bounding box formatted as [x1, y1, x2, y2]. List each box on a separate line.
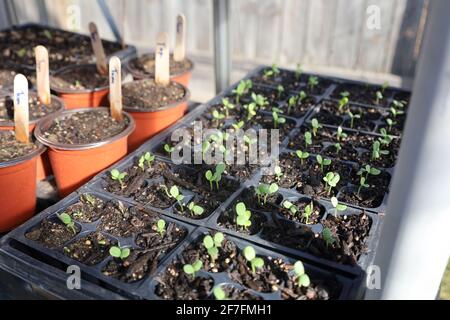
[0, 188, 196, 299]
[145, 227, 361, 300]
[0, 23, 136, 73]
[1, 65, 408, 299]
[202, 183, 382, 277]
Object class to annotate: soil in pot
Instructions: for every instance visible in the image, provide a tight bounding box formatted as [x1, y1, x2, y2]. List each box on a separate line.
[0, 93, 62, 123]
[122, 79, 187, 111]
[311, 212, 373, 265]
[51, 65, 108, 91]
[0, 131, 38, 162]
[40, 109, 129, 145]
[25, 216, 80, 249]
[0, 26, 124, 70]
[127, 53, 193, 78]
[63, 231, 117, 266]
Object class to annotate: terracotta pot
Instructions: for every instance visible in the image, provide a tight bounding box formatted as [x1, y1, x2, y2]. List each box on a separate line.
[50, 64, 109, 110]
[0, 92, 65, 180]
[122, 80, 190, 151]
[126, 55, 194, 87]
[0, 141, 45, 232]
[35, 108, 135, 197]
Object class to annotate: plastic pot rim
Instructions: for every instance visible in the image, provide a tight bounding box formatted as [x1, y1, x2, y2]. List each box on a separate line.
[121, 79, 191, 113]
[34, 107, 135, 151]
[50, 64, 109, 95]
[0, 141, 46, 169]
[0, 91, 65, 127]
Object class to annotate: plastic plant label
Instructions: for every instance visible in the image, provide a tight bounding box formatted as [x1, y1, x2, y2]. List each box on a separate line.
[13, 74, 29, 144]
[109, 56, 123, 121]
[174, 13, 186, 62]
[35, 45, 51, 105]
[155, 32, 170, 86]
[88, 22, 108, 75]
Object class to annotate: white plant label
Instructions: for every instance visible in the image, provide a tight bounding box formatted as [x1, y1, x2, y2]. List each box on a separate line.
[13, 74, 29, 144]
[89, 22, 108, 75]
[155, 32, 170, 86]
[35, 45, 51, 105]
[109, 56, 123, 121]
[174, 13, 186, 62]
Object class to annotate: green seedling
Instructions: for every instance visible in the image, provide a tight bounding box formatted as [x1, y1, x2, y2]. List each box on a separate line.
[334, 142, 342, 154]
[323, 172, 340, 196]
[222, 98, 235, 117]
[274, 165, 283, 180]
[43, 30, 53, 39]
[255, 183, 279, 205]
[98, 240, 107, 245]
[232, 80, 252, 104]
[371, 140, 389, 161]
[243, 246, 264, 274]
[138, 152, 155, 170]
[322, 227, 335, 248]
[357, 176, 370, 196]
[390, 106, 404, 119]
[381, 81, 389, 93]
[277, 85, 285, 98]
[308, 76, 319, 91]
[231, 120, 244, 130]
[110, 169, 127, 189]
[295, 150, 309, 165]
[252, 93, 268, 108]
[203, 233, 225, 263]
[183, 260, 202, 279]
[338, 96, 349, 113]
[212, 109, 226, 124]
[282, 200, 298, 216]
[244, 103, 257, 121]
[213, 286, 228, 300]
[336, 126, 347, 142]
[347, 110, 361, 129]
[287, 95, 298, 114]
[16, 48, 27, 58]
[156, 219, 166, 237]
[358, 164, 381, 181]
[202, 140, 211, 156]
[378, 128, 393, 146]
[188, 202, 205, 217]
[205, 163, 225, 190]
[82, 193, 96, 206]
[302, 201, 314, 224]
[298, 90, 307, 103]
[295, 63, 302, 80]
[272, 107, 286, 128]
[74, 80, 81, 87]
[164, 143, 174, 154]
[392, 99, 406, 109]
[243, 134, 257, 146]
[304, 131, 312, 148]
[58, 213, 77, 234]
[236, 202, 252, 230]
[340, 91, 350, 98]
[311, 118, 322, 137]
[331, 196, 347, 217]
[293, 261, 311, 287]
[316, 155, 331, 172]
[385, 118, 396, 132]
[163, 185, 185, 210]
[263, 63, 280, 79]
[109, 246, 130, 260]
[375, 91, 383, 104]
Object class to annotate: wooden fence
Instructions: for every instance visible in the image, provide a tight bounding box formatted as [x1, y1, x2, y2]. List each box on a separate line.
[1, 0, 429, 85]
